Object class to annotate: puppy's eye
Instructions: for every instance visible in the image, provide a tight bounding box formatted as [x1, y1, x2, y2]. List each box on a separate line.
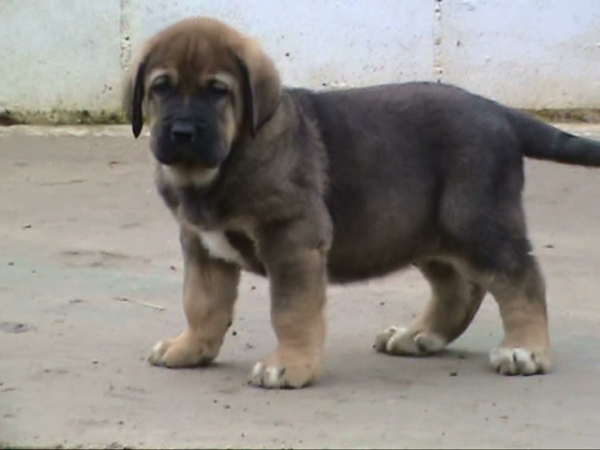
[208, 81, 230, 98]
[150, 76, 173, 95]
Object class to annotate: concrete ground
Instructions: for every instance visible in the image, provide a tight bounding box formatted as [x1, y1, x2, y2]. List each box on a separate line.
[1, 124, 600, 449]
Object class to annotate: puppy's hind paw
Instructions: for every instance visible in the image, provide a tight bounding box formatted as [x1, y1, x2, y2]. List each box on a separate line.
[489, 347, 551, 375]
[374, 325, 447, 356]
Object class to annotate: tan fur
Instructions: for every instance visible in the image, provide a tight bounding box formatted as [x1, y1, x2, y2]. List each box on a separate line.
[416, 262, 487, 342]
[417, 262, 487, 343]
[122, 17, 281, 154]
[375, 261, 486, 356]
[497, 294, 550, 350]
[149, 226, 240, 367]
[250, 248, 328, 388]
[491, 262, 551, 352]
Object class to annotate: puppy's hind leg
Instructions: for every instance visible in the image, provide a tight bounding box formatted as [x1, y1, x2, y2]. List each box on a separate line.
[375, 260, 486, 356]
[433, 178, 551, 375]
[484, 255, 551, 375]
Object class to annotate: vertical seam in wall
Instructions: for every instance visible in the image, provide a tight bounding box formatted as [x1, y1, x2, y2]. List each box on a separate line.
[433, 0, 443, 82]
[120, 0, 132, 74]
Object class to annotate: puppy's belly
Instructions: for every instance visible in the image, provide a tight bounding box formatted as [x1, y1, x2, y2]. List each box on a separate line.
[198, 230, 247, 267]
[327, 232, 434, 283]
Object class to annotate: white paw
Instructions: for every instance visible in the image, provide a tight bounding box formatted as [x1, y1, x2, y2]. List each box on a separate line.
[148, 339, 172, 366]
[374, 325, 447, 355]
[248, 356, 318, 389]
[489, 347, 551, 375]
[249, 362, 287, 389]
[148, 335, 216, 368]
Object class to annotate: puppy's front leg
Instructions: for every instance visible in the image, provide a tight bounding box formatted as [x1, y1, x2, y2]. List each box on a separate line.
[249, 225, 328, 389]
[149, 225, 240, 368]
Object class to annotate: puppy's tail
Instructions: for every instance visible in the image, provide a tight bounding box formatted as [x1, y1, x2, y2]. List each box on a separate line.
[509, 110, 600, 167]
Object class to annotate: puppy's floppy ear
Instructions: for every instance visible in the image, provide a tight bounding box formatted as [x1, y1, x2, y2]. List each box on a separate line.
[231, 42, 282, 137]
[131, 60, 147, 138]
[121, 59, 147, 139]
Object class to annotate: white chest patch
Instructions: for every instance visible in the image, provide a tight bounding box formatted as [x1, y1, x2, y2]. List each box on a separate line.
[198, 230, 247, 267]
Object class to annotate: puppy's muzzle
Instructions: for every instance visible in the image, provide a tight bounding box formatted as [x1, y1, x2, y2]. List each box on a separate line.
[156, 117, 223, 168]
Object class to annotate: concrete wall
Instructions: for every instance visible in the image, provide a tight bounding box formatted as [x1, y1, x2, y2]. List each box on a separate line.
[1, 0, 600, 114]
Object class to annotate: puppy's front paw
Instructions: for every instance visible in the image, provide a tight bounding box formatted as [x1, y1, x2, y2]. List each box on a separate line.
[489, 347, 551, 375]
[374, 325, 447, 356]
[248, 350, 321, 389]
[148, 331, 219, 368]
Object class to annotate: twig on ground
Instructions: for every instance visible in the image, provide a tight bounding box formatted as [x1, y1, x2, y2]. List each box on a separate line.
[113, 296, 165, 311]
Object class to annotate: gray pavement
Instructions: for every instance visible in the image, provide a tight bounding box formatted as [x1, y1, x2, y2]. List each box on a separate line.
[1, 124, 600, 449]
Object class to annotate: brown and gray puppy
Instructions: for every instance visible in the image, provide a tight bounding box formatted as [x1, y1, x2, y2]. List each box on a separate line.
[123, 16, 600, 389]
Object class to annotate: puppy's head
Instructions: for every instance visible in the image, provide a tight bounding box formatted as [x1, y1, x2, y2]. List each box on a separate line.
[122, 17, 281, 185]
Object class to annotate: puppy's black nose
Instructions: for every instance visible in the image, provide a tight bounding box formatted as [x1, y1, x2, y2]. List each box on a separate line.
[170, 121, 196, 143]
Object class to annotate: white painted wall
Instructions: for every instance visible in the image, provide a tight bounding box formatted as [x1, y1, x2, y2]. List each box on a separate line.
[442, 0, 600, 109]
[1, 0, 599, 113]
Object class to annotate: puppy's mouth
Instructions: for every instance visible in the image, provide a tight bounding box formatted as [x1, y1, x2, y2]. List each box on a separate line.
[160, 160, 220, 188]
[153, 145, 221, 168]
[152, 137, 227, 169]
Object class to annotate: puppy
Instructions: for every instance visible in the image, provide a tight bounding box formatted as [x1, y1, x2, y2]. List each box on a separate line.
[123, 16, 600, 389]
